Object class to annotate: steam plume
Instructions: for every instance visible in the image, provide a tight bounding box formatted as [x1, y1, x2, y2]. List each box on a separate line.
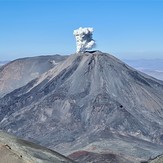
[73, 27, 96, 53]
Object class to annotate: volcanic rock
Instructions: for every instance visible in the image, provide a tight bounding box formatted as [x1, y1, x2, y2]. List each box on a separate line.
[0, 131, 74, 163]
[0, 55, 67, 97]
[0, 51, 163, 161]
[68, 150, 135, 163]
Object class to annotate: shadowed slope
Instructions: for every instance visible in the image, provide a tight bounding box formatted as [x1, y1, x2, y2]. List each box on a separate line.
[0, 55, 67, 97]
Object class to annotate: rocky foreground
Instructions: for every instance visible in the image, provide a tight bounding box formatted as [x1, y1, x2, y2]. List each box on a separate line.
[0, 131, 74, 163]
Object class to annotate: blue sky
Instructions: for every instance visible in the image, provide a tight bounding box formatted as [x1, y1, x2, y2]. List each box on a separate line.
[0, 0, 163, 60]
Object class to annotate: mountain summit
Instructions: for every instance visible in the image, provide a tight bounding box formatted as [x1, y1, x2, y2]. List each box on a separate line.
[0, 51, 163, 161]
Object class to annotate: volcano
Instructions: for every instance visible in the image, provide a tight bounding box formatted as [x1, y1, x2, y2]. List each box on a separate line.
[0, 51, 163, 162]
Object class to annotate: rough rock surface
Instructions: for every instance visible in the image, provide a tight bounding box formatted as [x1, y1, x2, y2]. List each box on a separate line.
[68, 150, 135, 163]
[146, 154, 163, 163]
[0, 55, 67, 97]
[0, 51, 163, 161]
[0, 131, 74, 163]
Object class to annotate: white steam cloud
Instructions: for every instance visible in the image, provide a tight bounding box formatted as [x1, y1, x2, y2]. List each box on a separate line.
[73, 27, 96, 53]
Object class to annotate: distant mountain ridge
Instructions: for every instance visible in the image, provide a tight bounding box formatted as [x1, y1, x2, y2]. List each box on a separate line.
[124, 59, 163, 70]
[0, 61, 9, 66]
[124, 59, 163, 80]
[0, 55, 67, 97]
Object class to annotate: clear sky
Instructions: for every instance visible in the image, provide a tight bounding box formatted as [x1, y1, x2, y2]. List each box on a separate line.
[0, 0, 163, 60]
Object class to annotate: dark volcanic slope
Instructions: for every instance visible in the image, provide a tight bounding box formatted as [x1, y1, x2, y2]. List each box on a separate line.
[0, 51, 163, 161]
[0, 131, 74, 163]
[0, 55, 67, 97]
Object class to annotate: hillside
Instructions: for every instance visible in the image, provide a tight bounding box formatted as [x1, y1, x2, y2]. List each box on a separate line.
[0, 131, 74, 163]
[0, 55, 67, 97]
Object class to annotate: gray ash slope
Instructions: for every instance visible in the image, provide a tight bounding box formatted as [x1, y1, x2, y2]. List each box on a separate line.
[0, 131, 74, 163]
[0, 51, 163, 161]
[0, 55, 67, 97]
